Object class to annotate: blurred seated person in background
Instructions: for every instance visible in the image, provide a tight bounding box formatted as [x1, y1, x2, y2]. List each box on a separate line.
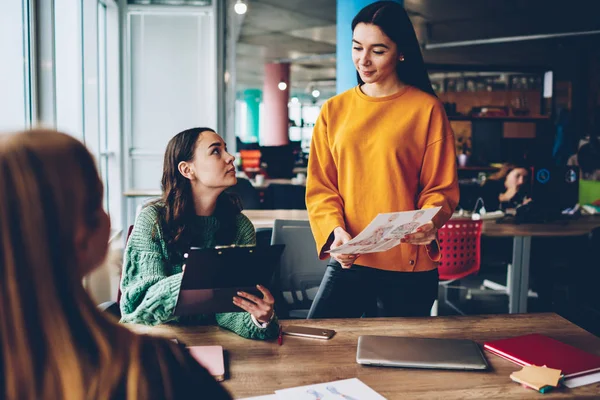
[120, 127, 279, 340]
[575, 136, 600, 181]
[0, 130, 231, 399]
[480, 163, 531, 212]
[568, 107, 600, 181]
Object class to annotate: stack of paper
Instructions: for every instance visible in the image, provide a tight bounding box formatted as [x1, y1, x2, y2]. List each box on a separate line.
[239, 378, 386, 400]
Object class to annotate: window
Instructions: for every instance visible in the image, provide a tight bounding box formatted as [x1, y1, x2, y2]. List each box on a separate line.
[54, 0, 122, 230]
[0, 0, 33, 131]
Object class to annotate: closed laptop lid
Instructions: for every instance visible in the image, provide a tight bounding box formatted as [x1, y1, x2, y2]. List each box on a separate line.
[356, 335, 489, 371]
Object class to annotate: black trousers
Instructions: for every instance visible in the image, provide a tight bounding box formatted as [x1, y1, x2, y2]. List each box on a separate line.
[307, 260, 439, 319]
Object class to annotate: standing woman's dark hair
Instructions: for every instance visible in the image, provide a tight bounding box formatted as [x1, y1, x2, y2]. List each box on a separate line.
[351, 1, 435, 96]
[158, 127, 241, 255]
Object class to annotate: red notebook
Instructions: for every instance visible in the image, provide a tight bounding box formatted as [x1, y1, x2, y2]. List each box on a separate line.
[484, 333, 600, 378]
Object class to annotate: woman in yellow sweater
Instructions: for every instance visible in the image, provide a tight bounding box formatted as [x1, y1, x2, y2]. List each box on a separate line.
[306, 1, 459, 318]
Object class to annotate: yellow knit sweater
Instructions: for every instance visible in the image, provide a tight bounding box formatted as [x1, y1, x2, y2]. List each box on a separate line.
[306, 85, 459, 272]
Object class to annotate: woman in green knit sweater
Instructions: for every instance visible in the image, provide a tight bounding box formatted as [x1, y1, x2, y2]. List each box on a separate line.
[120, 127, 278, 340]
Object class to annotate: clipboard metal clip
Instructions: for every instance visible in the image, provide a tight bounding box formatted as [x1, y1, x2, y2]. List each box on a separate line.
[212, 244, 255, 249]
[210, 244, 256, 255]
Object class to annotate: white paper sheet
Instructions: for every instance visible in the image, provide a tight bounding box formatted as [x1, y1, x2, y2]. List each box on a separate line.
[238, 396, 278, 400]
[563, 371, 600, 388]
[328, 207, 441, 255]
[274, 378, 386, 400]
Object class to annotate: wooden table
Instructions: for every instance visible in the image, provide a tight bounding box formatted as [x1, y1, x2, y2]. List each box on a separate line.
[122, 189, 162, 197]
[250, 178, 306, 190]
[242, 210, 600, 314]
[129, 313, 600, 399]
[243, 209, 309, 229]
[121, 179, 306, 197]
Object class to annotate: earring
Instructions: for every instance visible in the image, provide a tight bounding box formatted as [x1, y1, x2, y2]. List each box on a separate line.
[399, 54, 405, 62]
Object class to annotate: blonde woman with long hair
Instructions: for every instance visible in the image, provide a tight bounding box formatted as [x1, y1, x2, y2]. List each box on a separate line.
[0, 130, 231, 399]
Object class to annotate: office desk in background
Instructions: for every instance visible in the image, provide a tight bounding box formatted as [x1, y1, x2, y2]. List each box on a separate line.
[242, 210, 600, 314]
[250, 178, 306, 190]
[129, 313, 600, 399]
[480, 217, 600, 314]
[243, 209, 309, 229]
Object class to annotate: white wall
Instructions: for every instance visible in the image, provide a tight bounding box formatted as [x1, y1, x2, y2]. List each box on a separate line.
[128, 10, 217, 162]
[54, 0, 84, 138]
[0, 0, 28, 131]
[124, 5, 218, 226]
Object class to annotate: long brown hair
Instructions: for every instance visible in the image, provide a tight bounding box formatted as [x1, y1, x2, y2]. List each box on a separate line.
[158, 127, 242, 257]
[0, 130, 177, 399]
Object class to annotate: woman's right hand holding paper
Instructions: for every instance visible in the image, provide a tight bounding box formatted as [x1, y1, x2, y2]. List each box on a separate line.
[330, 227, 359, 269]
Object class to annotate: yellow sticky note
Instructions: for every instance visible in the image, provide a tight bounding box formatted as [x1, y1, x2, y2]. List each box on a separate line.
[510, 365, 562, 390]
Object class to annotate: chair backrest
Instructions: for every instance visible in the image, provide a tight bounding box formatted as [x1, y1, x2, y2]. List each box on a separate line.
[226, 177, 261, 209]
[437, 220, 483, 281]
[116, 224, 134, 305]
[264, 183, 306, 210]
[270, 219, 328, 313]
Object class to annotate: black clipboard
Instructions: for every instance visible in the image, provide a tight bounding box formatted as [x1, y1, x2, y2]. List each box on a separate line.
[174, 244, 285, 315]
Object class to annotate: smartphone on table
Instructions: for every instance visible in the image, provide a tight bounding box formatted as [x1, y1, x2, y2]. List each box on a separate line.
[282, 325, 336, 340]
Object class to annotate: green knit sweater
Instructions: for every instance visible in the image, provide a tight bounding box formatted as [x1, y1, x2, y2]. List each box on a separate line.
[119, 203, 279, 340]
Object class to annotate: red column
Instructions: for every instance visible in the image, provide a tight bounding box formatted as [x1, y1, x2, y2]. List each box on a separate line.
[262, 62, 290, 146]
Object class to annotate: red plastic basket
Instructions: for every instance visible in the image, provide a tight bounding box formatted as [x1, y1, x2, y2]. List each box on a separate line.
[437, 220, 482, 281]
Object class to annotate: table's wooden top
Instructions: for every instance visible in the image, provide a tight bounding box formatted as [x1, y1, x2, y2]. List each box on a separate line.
[129, 313, 600, 399]
[243, 210, 600, 237]
[250, 178, 306, 189]
[123, 189, 161, 197]
[243, 209, 309, 229]
[481, 217, 600, 237]
[122, 179, 306, 195]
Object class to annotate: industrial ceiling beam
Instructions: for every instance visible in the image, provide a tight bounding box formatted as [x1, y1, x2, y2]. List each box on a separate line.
[424, 29, 600, 50]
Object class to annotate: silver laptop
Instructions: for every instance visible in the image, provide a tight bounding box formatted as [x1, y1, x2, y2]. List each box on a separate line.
[356, 335, 489, 371]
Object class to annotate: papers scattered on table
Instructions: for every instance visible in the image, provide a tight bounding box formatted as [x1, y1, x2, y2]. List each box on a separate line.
[328, 207, 441, 255]
[274, 378, 386, 400]
[238, 378, 385, 400]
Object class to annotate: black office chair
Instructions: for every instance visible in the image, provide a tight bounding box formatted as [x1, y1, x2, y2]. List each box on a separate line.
[226, 177, 261, 209]
[255, 227, 272, 247]
[271, 219, 328, 319]
[263, 183, 306, 210]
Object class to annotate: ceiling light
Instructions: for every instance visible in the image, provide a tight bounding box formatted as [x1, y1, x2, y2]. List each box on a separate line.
[234, 0, 247, 15]
[312, 89, 320, 98]
[278, 81, 287, 91]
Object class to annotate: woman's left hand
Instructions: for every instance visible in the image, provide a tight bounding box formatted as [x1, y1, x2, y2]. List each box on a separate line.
[401, 221, 437, 246]
[233, 284, 275, 324]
